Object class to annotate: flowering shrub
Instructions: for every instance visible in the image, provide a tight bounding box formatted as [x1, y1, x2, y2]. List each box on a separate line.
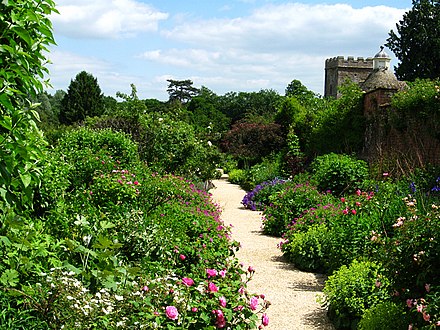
[262, 182, 331, 236]
[242, 178, 286, 211]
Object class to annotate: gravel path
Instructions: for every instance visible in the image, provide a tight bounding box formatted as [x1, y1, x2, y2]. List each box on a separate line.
[210, 176, 335, 330]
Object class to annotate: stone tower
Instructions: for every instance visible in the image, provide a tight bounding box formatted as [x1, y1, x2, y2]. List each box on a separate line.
[324, 56, 373, 98]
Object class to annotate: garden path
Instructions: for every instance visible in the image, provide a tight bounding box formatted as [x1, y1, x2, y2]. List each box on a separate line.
[210, 175, 335, 330]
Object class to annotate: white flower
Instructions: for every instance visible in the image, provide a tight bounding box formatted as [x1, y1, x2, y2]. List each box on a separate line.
[115, 294, 124, 301]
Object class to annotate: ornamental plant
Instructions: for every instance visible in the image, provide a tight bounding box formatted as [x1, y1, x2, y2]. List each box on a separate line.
[262, 182, 331, 236]
[311, 153, 369, 195]
[320, 260, 392, 330]
[242, 178, 286, 211]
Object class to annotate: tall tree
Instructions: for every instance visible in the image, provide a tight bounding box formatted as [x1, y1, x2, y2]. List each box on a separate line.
[387, 0, 440, 81]
[166, 79, 199, 104]
[59, 71, 104, 125]
[285, 79, 316, 104]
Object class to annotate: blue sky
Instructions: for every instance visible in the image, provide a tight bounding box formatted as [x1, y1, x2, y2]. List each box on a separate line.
[47, 1, 413, 100]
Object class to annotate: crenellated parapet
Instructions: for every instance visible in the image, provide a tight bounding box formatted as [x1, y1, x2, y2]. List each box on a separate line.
[325, 56, 373, 69]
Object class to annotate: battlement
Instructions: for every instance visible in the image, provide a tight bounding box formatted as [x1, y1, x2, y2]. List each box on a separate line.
[325, 56, 373, 69]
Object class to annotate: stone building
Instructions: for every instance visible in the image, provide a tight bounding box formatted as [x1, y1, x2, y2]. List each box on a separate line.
[324, 55, 373, 98]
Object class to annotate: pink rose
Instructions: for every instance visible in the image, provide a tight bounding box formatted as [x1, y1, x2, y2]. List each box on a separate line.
[248, 266, 255, 273]
[179, 254, 186, 261]
[219, 269, 227, 278]
[165, 306, 179, 320]
[351, 209, 357, 215]
[206, 268, 218, 277]
[219, 296, 227, 307]
[262, 313, 269, 326]
[340, 197, 346, 203]
[208, 282, 219, 293]
[182, 277, 194, 286]
[191, 307, 198, 312]
[250, 296, 259, 310]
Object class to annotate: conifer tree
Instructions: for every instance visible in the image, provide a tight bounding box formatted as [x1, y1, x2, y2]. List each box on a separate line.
[59, 71, 105, 124]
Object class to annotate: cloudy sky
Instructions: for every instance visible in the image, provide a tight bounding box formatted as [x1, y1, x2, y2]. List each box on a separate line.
[47, 0, 413, 101]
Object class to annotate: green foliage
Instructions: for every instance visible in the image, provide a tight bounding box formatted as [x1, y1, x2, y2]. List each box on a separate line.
[308, 82, 365, 155]
[217, 89, 282, 124]
[358, 301, 408, 330]
[285, 79, 317, 102]
[187, 87, 231, 137]
[227, 169, 246, 185]
[262, 182, 329, 236]
[59, 71, 105, 125]
[0, 0, 57, 212]
[381, 199, 440, 302]
[391, 79, 440, 137]
[321, 260, 392, 330]
[166, 79, 200, 105]
[311, 153, 369, 195]
[387, 0, 440, 81]
[281, 224, 331, 272]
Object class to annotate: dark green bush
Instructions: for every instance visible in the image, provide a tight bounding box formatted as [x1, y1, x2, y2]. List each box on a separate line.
[311, 153, 369, 195]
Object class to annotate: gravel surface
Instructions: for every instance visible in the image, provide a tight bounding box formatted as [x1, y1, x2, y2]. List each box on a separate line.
[210, 176, 335, 330]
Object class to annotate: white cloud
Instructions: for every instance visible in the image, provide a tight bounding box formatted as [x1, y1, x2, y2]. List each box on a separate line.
[51, 0, 168, 39]
[163, 3, 404, 55]
[143, 3, 406, 95]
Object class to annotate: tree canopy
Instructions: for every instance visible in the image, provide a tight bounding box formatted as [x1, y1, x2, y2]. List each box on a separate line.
[387, 0, 440, 81]
[59, 71, 105, 125]
[166, 79, 199, 104]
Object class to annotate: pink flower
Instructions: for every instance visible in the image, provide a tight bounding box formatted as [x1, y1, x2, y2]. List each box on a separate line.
[423, 312, 430, 322]
[234, 305, 244, 311]
[179, 254, 186, 261]
[165, 306, 179, 320]
[351, 209, 357, 215]
[133, 180, 139, 185]
[340, 197, 346, 203]
[219, 269, 227, 278]
[206, 268, 218, 278]
[208, 282, 219, 293]
[250, 296, 259, 310]
[425, 283, 431, 292]
[219, 296, 227, 307]
[191, 307, 198, 312]
[141, 286, 149, 292]
[248, 266, 255, 273]
[262, 313, 269, 326]
[342, 209, 348, 215]
[356, 189, 361, 196]
[238, 286, 245, 295]
[213, 309, 226, 328]
[182, 277, 194, 286]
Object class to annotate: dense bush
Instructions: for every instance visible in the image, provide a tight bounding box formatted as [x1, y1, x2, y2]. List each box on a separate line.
[358, 301, 408, 330]
[311, 153, 369, 195]
[262, 182, 330, 236]
[320, 260, 392, 330]
[221, 121, 285, 168]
